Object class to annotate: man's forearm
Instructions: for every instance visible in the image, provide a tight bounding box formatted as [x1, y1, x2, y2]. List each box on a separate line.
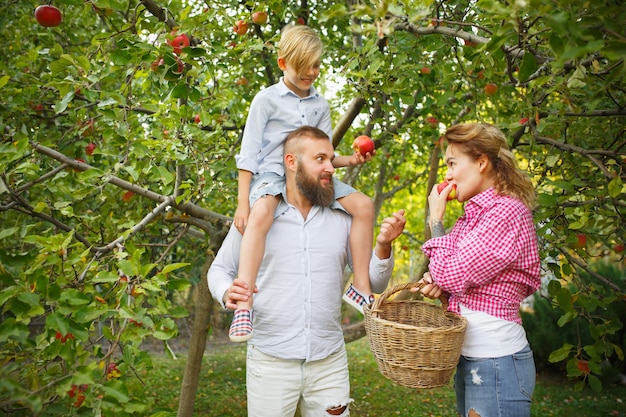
[374, 242, 392, 260]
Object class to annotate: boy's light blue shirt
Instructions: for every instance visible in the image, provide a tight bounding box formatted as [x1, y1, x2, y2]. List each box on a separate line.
[235, 78, 332, 177]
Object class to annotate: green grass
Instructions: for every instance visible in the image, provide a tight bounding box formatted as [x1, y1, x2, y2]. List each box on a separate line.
[138, 338, 626, 416]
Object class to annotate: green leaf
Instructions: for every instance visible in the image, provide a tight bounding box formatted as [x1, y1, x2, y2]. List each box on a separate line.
[171, 82, 189, 99]
[92, 270, 120, 283]
[55, 90, 75, 114]
[160, 262, 190, 274]
[46, 312, 70, 335]
[103, 382, 130, 403]
[608, 177, 623, 198]
[549, 343, 573, 363]
[549, 32, 565, 55]
[0, 319, 30, 343]
[59, 289, 90, 306]
[588, 375, 602, 392]
[0, 75, 10, 89]
[518, 52, 537, 82]
[557, 310, 578, 327]
[0, 226, 18, 241]
[556, 288, 573, 311]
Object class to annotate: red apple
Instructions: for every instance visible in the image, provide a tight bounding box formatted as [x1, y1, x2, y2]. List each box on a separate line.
[151, 57, 165, 71]
[122, 191, 134, 202]
[352, 135, 375, 156]
[35, 5, 62, 27]
[252, 11, 268, 25]
[574, 233, 587, 249]
[29, 102, 44, 113]
[484, 83, 498, 96]
[236, 76, 249, 86]
[80, 119, 95, 137]
[296, 17, 306, 25]
[426, 116, 438, 127]
[614, 243, 625, 253]
[420, 67, 431, 75]
[169, 33, 190, 54]
[85, 143, 96, 156]
[233, 20, 249, 35]
[73, 392, 86, 408]
[436, 181, 457, 200]
[577, 359, 590, 375]
[519, 117, 529, 125]
[173, 57, 184, 74]
[194, 114, 201, 124]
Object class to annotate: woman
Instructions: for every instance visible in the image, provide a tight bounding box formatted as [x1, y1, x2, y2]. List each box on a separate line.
[415, 123, 541, 417]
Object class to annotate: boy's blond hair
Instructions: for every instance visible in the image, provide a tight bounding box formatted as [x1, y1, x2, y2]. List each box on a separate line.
[277, 25, 323, 75]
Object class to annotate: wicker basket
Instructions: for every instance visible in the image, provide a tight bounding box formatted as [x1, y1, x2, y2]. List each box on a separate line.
[363, 281, 467, 389]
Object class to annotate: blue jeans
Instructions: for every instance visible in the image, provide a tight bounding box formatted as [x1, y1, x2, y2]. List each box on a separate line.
[454, 344, 536, 417]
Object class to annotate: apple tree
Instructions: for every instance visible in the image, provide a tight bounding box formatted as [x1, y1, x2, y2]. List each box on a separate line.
[0, 0, 624, 415]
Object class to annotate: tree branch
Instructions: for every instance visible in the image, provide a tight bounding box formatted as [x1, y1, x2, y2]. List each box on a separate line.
[560, 249, 623, 292]
[533, 135, 614, 179]
[93, 198, 173, 253]
[32, 143, 232, 223]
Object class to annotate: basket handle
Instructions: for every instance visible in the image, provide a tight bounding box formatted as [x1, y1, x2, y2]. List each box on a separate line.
[369, 281, 450, 314]
[370, 281, 425, 312]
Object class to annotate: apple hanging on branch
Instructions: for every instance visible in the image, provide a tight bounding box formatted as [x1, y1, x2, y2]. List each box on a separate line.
[233, 20, 249, 35]
[35, 5, 62, 27]
[169, 32, 190, 54]
[484, 82, 498, 96]
[436, 180, 457, 200]
[252, 11, 268, 25]
[352, 135, 375, 156]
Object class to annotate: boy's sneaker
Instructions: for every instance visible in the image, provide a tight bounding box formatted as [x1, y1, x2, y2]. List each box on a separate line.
[342, 284, 375, 314]
[229, 309, 253, 342]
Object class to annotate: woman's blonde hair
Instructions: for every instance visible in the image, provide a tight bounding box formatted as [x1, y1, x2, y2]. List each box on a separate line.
[444, 123, 537, 209]
[277, 25, 323, 76]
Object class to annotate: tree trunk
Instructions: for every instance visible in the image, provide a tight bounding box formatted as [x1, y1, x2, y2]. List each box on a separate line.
[343, 322, 367, 343]
[176, 225, 229, 417]
[176, 254, 214, 417]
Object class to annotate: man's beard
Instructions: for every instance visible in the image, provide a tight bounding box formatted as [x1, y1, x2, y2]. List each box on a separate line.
[296, 162, 334, 207]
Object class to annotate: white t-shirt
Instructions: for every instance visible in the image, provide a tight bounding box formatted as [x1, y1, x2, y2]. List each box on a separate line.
[460, 304, 529, 358]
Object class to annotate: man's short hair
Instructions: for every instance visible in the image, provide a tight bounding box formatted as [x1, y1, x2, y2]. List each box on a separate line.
[284, 126, 330, 156]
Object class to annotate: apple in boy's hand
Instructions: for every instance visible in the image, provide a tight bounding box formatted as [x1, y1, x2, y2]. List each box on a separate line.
[436, 181, 457, 200]
[352, 135, 375, 156]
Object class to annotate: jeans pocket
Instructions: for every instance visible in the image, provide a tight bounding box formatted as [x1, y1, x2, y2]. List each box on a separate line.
[513, 346, 536, 399]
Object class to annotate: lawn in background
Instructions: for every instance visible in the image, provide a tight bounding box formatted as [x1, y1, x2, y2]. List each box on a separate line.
[138, 337, 625, 416]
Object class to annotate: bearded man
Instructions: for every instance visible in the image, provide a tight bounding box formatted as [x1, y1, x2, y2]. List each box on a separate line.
[208, 125, 406, 417]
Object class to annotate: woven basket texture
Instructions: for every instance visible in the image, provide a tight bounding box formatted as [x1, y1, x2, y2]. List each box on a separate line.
[363, 282, 467, 389]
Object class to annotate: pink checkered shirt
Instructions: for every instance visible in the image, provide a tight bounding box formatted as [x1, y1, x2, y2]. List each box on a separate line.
[422, 188, 540, 324]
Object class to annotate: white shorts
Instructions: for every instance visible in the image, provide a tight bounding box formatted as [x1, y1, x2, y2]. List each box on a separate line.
[246, 345, 352, 417]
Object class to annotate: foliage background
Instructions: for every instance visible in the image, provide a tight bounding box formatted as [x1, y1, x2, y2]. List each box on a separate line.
[1, 0, 625, 415]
